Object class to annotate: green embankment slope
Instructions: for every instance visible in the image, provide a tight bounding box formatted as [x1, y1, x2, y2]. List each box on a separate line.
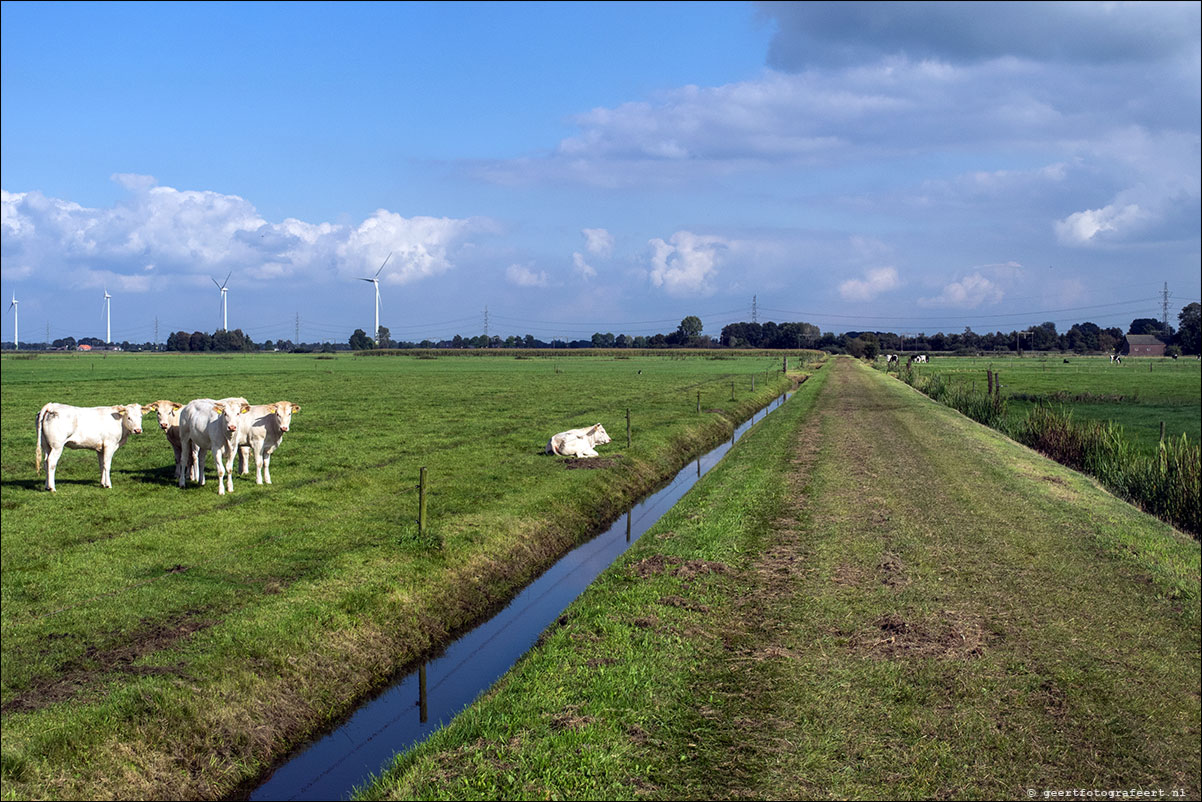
[363, 357, 1200, 801]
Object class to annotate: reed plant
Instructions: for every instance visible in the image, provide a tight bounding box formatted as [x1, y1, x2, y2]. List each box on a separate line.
[897, 370, 1200, 537]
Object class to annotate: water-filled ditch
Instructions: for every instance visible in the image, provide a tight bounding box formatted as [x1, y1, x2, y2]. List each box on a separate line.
[247, 390, 793, 801]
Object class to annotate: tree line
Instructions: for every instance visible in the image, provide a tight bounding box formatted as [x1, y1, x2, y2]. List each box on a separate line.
[9, 303, 1198, 356]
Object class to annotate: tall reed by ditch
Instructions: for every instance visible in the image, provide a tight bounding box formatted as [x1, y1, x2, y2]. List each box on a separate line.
[895, 366, 1200, 537]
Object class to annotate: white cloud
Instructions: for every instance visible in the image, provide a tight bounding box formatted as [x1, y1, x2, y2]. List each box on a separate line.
[838, 266, 900, 302]
[572, 252, 596, 280]
[1054, 202, 1147, 245]
[506, 263, 549, 288]
[648, 231, 728, 296]
[917, 263, 1022, 308]
[582, 227, 614, 257]
[0, 177, 492, 292]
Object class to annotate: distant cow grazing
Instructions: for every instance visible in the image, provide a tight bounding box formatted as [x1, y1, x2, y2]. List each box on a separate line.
[886, 354, 898, 364]
[546, 424, 611, 458]
[178, 397, 250, 494]
[145, 400, 185, 478]
[35, 402, 146, 491]
[233, 401, 300, 484]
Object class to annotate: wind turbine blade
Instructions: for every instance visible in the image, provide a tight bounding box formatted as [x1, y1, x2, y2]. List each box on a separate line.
[221, 271, 232, 290]
[212, 277, 222, 289]
[374, 251, 393, 279]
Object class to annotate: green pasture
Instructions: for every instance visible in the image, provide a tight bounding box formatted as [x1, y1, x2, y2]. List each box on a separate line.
[896, 354, 1201, 451]
[360, 358, 1200, 801]
[0, 349, 812, 800]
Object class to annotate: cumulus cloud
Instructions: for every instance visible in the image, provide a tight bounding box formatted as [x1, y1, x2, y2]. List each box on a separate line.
[648, 231, 729, 297]
[506, 263, 550, 288]
[918, 262, 1023, 308]
[1054, 202, 1148, 245]
[572, 252, 596, 280]
[0, 176, 492, 292]
[838, 266, 900, 302]
[582, 227, 614, 257]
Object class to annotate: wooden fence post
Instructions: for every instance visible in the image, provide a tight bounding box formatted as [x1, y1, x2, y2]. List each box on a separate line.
[418, 466, 428, 538]
[697, 390, 701, 413]
[626, 408, 631, 448]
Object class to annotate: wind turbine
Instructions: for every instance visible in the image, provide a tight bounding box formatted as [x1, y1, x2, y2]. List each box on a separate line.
[7, 295, 17, 351]
[102, 287, 112, 344]
[358, 252, 391, 344]
[212, 272, 231, 331]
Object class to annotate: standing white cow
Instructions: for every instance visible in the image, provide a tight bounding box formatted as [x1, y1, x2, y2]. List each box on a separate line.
[546, 423, 611, 457]
[231, 401, 300, 485]
[178, 397, 250, 494]
[145, 400, 185, 479]
[35, 402, 146, 491]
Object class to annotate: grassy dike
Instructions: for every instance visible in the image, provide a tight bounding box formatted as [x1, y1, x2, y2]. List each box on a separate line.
[359, 357, 1200, 800]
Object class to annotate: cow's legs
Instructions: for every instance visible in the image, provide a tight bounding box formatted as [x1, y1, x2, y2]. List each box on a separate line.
[172, 443, 183, 480]
[261, 449, 271, 485]
[100, 445, 116, 488]
[240, 445, 251, 475]
[45, 446, 62, 492]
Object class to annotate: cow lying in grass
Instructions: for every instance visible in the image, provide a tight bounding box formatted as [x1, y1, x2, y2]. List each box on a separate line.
[546, 424, 611, 458]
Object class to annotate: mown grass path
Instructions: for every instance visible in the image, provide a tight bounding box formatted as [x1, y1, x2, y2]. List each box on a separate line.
[364, 357, 1200, 800]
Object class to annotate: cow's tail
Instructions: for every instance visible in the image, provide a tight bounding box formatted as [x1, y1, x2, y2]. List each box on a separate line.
[34, 405, 50, 474]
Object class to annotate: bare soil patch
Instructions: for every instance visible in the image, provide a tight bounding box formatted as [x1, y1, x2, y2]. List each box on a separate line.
[3, 612, 212, 713]
[848, 611, 987, 660]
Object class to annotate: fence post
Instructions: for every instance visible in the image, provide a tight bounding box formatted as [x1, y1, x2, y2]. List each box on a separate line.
[1160, 421, 1165, 443]
[731, 381, 735, 401]
[418, 466, 428, 538]
[419, 662, 428, 723]
[697, 390, 701, 413]
[626, 408, 631, 448]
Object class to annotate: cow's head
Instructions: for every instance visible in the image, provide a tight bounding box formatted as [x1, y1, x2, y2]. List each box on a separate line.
[212, 403, 251, 431]
[145, 400, 182, 430]
[268, 401, 300, 432]
[589, 423, 611, 445]
[116, 404, 145, 434]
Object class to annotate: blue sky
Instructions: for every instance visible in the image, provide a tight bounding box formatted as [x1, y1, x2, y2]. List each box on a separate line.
[3, 1, 1199, 345]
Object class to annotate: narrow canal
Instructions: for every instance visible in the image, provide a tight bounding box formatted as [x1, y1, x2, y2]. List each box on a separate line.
[248, 391, 793, 801]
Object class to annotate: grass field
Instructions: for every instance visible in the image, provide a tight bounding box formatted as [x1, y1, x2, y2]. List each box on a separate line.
[893, 354, 1201, 452]
[0, 350, 813, 800]
[360, 357, 1200, 801]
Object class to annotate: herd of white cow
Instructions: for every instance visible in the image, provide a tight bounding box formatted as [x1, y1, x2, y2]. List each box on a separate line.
[33, 398, 612, 493]
[34, 397, 299, 494]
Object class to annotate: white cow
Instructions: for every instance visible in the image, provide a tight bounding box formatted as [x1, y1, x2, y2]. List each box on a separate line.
[145, 400, 185, 479]
[35, 402, 145, 491]
[178, 397, 250, 494]
[231, 401, 300, 485]
[886, 354, 898, 363]
[546, 423, 611, 457]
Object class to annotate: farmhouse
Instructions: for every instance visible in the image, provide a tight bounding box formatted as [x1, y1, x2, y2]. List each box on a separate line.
[1122, 334, 1167, 357]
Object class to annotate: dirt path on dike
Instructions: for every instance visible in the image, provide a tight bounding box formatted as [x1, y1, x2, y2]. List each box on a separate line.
[679, 356, 1200, 800]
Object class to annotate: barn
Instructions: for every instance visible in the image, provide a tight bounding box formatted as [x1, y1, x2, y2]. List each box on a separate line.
[1122, 334, 1167, 357]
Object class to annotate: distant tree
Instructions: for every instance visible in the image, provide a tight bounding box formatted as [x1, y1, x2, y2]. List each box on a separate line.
[678, 316, 703, 339]
[348, 328, 373, 350]
[1129, 318, 1166, 336]
[376, 326, 392, 348]
[189, 331, 212, 351]
[591, 332, 615, 348]
[1176, 302, 1201, 355]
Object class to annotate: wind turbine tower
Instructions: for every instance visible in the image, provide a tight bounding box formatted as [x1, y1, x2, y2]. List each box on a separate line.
[358, 252, 392, 344]
[103, 287, 112, 344]
[212, 272, 231, 331]
[8, 295, 17, 351]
